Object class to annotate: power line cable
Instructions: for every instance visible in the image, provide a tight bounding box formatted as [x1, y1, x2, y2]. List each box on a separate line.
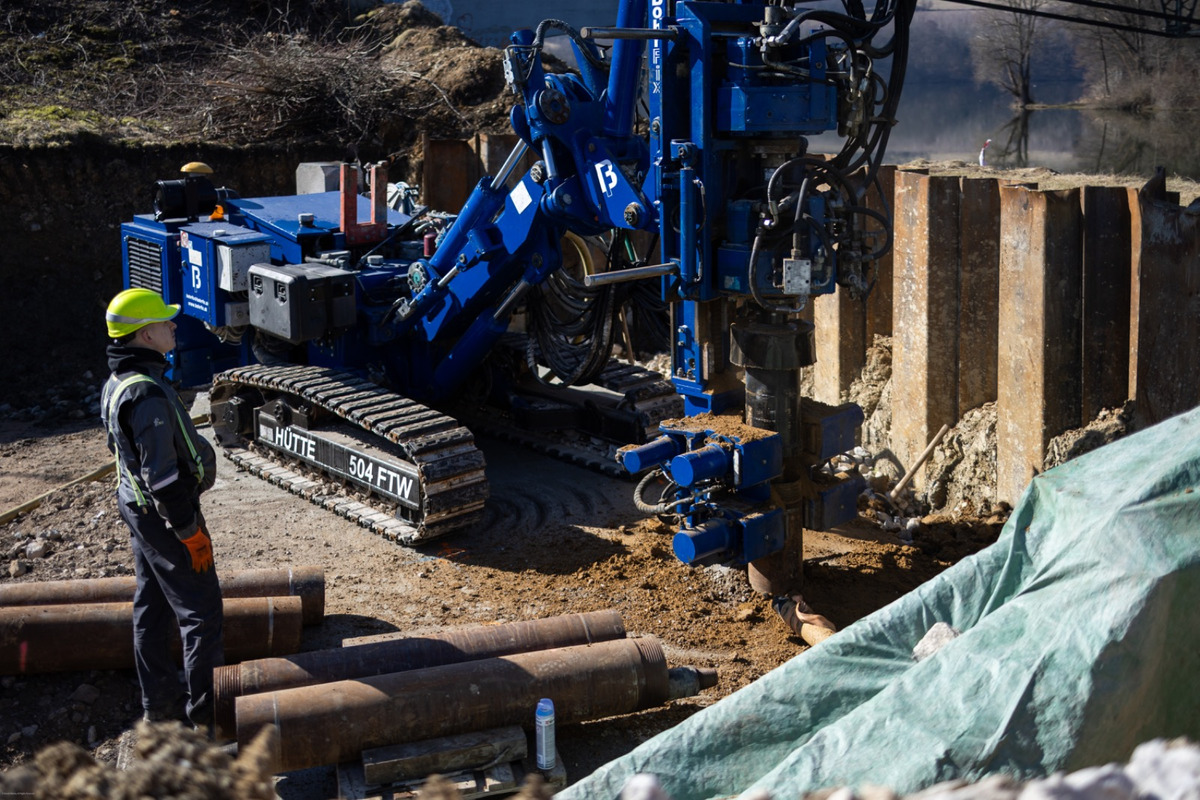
[938, 0, 1197, 36]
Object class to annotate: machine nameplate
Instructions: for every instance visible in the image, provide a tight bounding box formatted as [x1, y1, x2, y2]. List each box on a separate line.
[256, 416, 420, 509]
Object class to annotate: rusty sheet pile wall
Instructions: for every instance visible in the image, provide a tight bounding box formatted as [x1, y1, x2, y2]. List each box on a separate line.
[419, 142, 1199, 508]
[824, 170, 1198, 505]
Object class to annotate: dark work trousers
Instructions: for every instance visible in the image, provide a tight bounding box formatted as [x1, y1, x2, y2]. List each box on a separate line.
[119, 501, 224, 727]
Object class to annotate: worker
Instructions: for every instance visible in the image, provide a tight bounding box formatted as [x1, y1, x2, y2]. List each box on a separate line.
[100, 288, 223, 731]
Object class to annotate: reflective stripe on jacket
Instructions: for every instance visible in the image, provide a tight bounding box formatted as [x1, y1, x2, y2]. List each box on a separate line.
[101, 368, 216, 514]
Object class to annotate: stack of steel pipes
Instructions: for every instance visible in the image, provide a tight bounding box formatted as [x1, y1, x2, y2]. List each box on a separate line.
[213, 609, 718, 774]
[0, 566, 324, 674]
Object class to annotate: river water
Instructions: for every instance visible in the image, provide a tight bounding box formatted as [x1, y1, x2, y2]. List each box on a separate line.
[811, 80, 1200, 182]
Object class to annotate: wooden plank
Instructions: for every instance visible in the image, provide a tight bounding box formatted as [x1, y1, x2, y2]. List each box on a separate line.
[519, 749, 568, 790]
[337, 746, 564, 800]
[482, 762, 517, 794]
[362, 725, 527, 785]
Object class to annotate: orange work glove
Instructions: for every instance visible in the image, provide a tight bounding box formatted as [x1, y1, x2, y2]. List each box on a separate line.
[180, 527, 214, 573]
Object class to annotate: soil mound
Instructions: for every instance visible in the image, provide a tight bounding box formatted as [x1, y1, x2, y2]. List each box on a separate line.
[0, 0, 517, 154]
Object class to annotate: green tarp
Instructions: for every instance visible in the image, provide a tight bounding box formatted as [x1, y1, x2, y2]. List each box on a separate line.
[562, 407, 1200, 800]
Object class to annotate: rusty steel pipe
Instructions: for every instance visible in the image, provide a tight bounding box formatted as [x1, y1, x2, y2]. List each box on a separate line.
[0, 567, 325, 626]
[213, 609, 625, 740]
[237, 636, 673, 773]
[0, 596, 303, 675]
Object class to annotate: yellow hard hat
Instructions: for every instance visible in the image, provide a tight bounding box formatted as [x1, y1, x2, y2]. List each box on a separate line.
[105, 288, 180, 338]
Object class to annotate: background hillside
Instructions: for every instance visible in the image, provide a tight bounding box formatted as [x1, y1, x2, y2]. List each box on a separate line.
[0, 0, 516, 156]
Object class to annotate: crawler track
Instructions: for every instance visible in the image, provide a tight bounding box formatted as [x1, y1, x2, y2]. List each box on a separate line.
[455, 360, 683, 476]
[210, 365, 487, 545]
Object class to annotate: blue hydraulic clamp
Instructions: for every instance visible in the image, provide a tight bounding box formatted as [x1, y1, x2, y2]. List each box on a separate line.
[622, 417, 786, 566]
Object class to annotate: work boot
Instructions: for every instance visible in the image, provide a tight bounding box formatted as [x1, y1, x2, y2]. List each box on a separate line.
[143, 705, 189, 724]
[188, 701, 214, 735]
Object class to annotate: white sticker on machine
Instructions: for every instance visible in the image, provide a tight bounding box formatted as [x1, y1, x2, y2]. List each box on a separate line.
[511, 181, 533, 214]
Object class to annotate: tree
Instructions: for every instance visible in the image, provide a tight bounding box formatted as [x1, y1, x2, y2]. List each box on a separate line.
[1069, 0, 1200, 109]
[969, 0, 1046, 106]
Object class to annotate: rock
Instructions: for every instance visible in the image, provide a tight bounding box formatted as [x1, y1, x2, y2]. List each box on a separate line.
[1061, 764, 1136, 800]
[6, 732, 20, 745]
[733, 603, 757, 622]
[21, 725, 37, 738]
[26, 540, 49, 559]
[912, 622, 961, 662]
[8, 560, 27, 577]
[87, 725, 97, 744]
[1124, 739, 1200, 800]
[622, 773, 670, 800]
[72, 684, 101, 705]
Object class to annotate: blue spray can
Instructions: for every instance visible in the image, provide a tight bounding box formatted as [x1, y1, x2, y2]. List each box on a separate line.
[535, 697, 555, 770]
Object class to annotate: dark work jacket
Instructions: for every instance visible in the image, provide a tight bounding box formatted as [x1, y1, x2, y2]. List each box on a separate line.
[101, 344, 217, 535]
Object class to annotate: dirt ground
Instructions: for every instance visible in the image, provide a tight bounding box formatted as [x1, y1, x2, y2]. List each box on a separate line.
[0, 383, 1005, 795]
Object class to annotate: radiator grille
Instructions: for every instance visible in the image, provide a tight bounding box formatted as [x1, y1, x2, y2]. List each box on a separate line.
[126, 237, 164, 294]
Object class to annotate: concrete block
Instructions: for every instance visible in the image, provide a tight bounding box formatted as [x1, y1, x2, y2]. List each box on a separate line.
[891, 171, 961, 488]
[1080, 186, 1132, 421]
[996, 186, 1082, 506]
[295, 162, 341, 194]
[1129, 188, 1200, 425]
[958, 177, 1001, 413]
